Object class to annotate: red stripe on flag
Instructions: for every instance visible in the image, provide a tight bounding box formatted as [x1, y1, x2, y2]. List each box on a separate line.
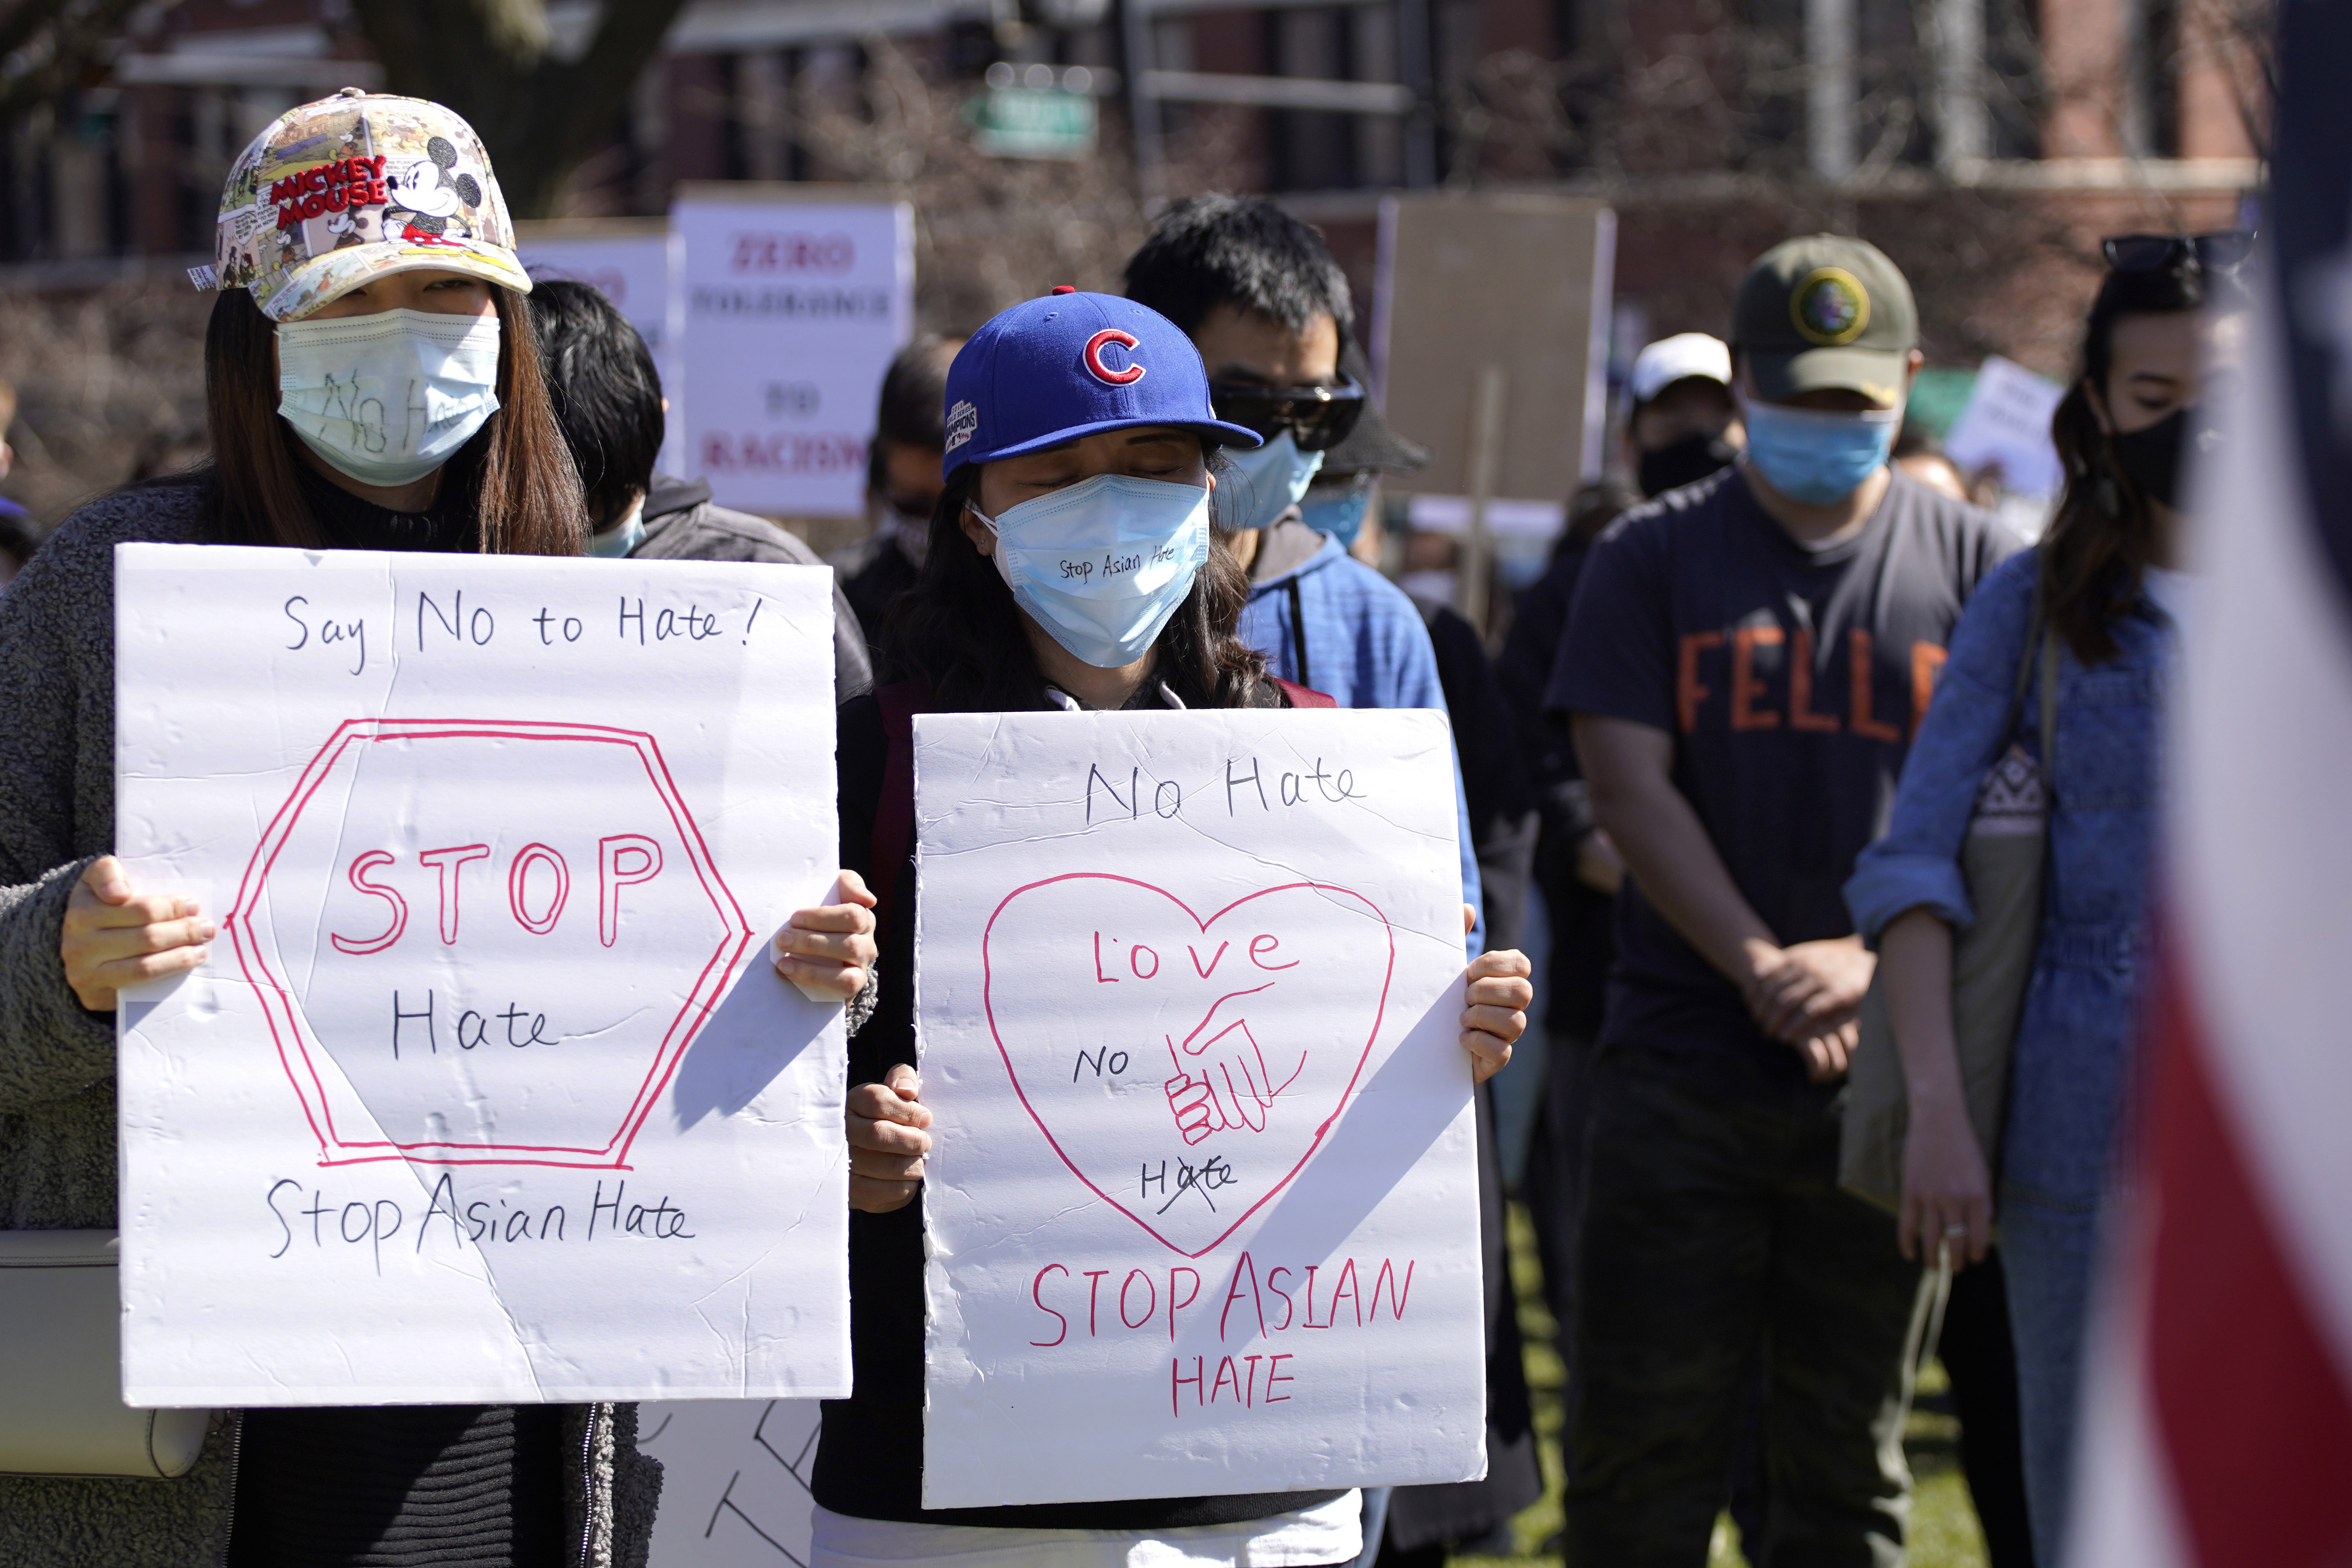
[2144, 947, 2352, 1567]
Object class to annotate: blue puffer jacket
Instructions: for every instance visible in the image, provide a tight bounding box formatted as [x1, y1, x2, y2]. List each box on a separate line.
[1843, 547, 2170, 1206]
[1239, 524, 1485, 952]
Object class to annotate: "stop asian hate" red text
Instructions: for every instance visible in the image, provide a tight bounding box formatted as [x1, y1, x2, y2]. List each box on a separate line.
[1025, 1250, 1416, 1418]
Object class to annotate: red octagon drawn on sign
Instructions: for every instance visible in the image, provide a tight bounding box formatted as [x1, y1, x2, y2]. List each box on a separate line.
[224, 719, 753, 1170]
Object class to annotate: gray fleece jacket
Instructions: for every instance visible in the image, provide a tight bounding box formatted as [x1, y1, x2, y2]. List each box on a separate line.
[0, 480, 660, 1567]
[636, 473, 873, 706]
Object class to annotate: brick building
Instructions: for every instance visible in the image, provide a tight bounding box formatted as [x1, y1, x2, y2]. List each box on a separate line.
[2, 0, 2266, 370]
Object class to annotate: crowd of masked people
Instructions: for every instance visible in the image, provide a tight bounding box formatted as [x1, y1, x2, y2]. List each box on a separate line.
[0, 80, 2245, 1568]
[814, 215, 2238, 1568]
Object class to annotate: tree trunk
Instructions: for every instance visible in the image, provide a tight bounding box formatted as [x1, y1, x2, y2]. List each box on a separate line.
[0, 0, 182, 126]
[349, 0, 692, 218]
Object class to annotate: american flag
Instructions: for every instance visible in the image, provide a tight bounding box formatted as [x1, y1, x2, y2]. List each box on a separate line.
[2070, 3, 2352, 1563]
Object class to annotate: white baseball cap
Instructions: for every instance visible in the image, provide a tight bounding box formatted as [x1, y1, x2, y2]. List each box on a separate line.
[1629, 333, 1733, 407]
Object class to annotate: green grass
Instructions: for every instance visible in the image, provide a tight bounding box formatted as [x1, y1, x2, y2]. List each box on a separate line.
[1452, 1206, 1990, 1568]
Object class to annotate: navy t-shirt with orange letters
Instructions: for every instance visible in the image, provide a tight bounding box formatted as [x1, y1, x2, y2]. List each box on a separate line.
[1547, 464, 2017, 1080]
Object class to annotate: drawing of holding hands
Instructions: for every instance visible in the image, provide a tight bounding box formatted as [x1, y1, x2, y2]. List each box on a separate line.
[1161, 981, 1306, 1142]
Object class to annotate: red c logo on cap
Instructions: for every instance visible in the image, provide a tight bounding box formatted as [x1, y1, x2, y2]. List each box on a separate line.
[1082, 329, 1146, 386]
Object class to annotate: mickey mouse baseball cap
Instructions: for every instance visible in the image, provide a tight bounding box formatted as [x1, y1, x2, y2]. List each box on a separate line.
[942, 289, 1262, 481]
[1732, 234, 1918, 409]
[202, 87, 531, 321]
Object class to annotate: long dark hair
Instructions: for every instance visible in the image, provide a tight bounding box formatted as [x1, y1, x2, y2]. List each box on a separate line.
[202, 285, 582, 554]
[887, 454, 1268, 709]
[2042, 257, 2249, 663]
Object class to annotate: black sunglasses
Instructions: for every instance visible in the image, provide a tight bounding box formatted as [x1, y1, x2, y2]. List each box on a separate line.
[1209, 377, 1366, 453]
[2102, 231, 2257, 274]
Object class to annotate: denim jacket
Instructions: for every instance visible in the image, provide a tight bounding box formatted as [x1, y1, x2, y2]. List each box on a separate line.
[1844, 549, 2170, 1209]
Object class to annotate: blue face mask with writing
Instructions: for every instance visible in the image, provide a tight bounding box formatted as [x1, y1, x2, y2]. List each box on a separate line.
[1737, 394, 1900, 506]
[1299, 476, 1373, 549]
[1220, 431, 1325, 533]
[971, 472, 1211, 669]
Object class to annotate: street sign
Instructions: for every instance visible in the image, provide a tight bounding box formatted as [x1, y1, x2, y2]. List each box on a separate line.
[970, 85, 1099, 160]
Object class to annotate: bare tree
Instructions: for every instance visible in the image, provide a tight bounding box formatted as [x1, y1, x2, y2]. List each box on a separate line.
[2178, 0, 2277, 158]
[0, 280, 209, 524]
[1446, 0, 2051, 186]
[349, 0, 692, 218]
[1423, 0, 2271, 379]
[789, 40, 1252, 334]
[0, 0, 179, 125]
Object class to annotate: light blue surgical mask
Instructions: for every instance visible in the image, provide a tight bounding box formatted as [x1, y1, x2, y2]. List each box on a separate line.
[1220, 430, 1324, 532]
[1737, 394, 1899, 506]
[586, 494, 646, 558]
[972, 472, 1211, 669]
[1300, 474, 1375, 549]
[276, 307, 503, 488]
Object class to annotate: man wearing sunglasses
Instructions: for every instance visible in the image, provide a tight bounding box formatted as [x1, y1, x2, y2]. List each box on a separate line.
[1124, 198, 1484, 928]
[1127, 195, 1539, 1568]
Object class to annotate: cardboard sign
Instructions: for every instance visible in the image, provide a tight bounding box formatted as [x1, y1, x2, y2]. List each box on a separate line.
[112, 545, 850, 1407]
[1942, 354, 2066, 499]
[672, 184, 914, 518]
[515, 218, 681, 475]
[914, 709, 1486, 1508]
[1372, 193, 1617, 511]
[637, 1399, 821, 1566]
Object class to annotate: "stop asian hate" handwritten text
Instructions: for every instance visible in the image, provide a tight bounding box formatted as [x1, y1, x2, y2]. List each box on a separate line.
[1024, 1251, 1416, 1418]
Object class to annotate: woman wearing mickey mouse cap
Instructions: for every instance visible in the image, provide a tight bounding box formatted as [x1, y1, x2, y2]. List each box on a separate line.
[0, 89, 768, 1566]
[820, 288, 1533, 1566]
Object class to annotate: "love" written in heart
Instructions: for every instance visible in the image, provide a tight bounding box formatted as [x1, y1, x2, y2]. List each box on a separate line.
[980, 875, 1397, 1257]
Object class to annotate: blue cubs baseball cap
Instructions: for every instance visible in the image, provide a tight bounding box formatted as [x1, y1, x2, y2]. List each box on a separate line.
[941, 289, 1262, 480]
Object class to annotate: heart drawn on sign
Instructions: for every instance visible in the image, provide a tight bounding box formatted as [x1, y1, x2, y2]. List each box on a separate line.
[977, 873, 1396, 1257]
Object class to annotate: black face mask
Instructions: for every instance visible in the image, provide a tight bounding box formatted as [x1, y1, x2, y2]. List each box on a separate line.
[1638, 431, 1739, 498]
[2110, 406, 2219, 510]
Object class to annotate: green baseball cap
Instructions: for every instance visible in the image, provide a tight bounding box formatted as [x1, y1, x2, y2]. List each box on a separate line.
[1732, 234, 1917, 409]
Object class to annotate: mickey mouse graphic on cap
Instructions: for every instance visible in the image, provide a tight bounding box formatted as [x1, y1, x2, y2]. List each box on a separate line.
[384, 136, 486, 248]
[204, 88, 532, 320]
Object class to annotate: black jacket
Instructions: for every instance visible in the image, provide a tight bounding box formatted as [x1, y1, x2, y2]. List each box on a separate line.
[1494, 540, 1615, 1038]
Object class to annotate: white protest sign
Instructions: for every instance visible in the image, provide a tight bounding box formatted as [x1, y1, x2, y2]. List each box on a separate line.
[914, 709, 1486, 1508]
[516, 221, 675, 358]
[1942, 354, 2066, 498]
[516, 219, 682, 476]
[673, 184, 914, 518]
[638, 1399, 820, 1566]
[113, 545, 850, 1407]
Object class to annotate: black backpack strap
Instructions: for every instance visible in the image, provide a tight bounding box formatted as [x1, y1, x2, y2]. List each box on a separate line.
[1285, 577, 1313, 691]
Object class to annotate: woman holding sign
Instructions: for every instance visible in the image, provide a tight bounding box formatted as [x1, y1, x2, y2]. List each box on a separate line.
[0, 90, 877, 1567]
[823, 291, 1532, 1566]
